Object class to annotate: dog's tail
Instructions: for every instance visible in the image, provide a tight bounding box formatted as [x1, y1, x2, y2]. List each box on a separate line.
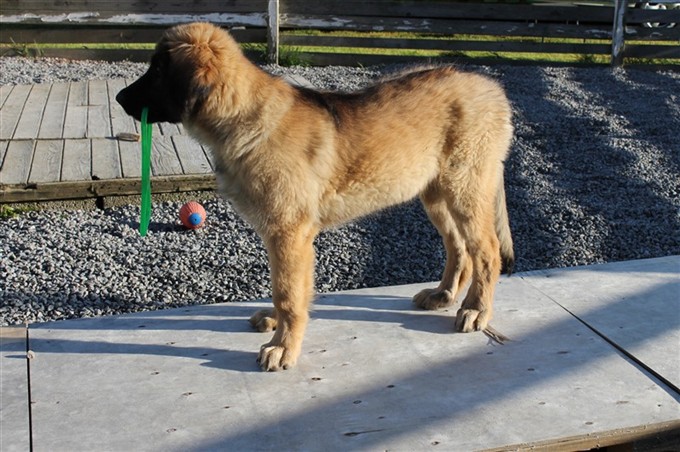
[495, 168, 515, 276]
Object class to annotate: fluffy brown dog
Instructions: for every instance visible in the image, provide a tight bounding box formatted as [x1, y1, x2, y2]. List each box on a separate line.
[117, 22, 514, 371]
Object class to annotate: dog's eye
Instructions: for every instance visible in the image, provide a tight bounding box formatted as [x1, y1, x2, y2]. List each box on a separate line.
[149, 53, 167, 77]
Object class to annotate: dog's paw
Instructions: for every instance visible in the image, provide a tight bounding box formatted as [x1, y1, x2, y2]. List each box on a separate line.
[455, 307, 491, 332]
[413, 288, 456, 310]
[249, 309, 277, 332]
[257, 343, 299, 371]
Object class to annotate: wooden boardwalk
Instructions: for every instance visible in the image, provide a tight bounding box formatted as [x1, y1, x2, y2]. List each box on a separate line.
[0, 80, 216, 203]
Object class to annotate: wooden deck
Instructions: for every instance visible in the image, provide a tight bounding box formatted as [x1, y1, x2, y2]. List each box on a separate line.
[0, 80, 217, 203]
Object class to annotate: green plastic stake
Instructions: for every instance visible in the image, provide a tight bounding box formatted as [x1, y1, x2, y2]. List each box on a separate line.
[139, 107, 152, 236]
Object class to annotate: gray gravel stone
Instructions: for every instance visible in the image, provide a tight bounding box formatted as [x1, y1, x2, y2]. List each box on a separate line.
[1, 57, 679, 326]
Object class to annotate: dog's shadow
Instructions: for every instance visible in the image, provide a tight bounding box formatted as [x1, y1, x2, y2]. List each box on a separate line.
[312, 293, 456, 335]
[25, 304, 261, 372]
[24, 294, 455, 372]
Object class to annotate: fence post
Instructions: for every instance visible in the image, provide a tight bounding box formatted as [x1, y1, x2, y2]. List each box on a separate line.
[611, 0, 626, 66]
[267, 0, 280, 64]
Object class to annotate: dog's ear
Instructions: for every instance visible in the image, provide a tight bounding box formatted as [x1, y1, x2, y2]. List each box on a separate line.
[186, 42, 224, 116]
[164, 42, 217, 120]
[160, 23, 243, 119]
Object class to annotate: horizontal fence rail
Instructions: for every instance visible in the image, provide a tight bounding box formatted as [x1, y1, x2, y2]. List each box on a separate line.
[1, 0, 679, 66]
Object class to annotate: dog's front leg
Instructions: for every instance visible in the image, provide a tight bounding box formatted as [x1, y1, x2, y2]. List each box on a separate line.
[257, 224, 317, 371]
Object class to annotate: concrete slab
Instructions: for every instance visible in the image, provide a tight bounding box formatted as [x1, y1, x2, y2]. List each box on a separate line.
[26, 262, 680, 451]
[522, 255, 680, 391]
[0, 326, 30, 452]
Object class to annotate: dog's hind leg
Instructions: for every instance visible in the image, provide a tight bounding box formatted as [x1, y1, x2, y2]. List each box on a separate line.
[413, 183, 472, 311]
[256, 223, 318, 371]
[249, 308, 277, 332]
[448, 190, 501, 333]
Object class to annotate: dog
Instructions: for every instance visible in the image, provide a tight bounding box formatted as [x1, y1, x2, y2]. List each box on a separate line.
[116, 22, 514, 371]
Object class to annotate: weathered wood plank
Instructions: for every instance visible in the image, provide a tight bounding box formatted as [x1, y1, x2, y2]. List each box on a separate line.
[87, 80, 111, 138]
[111, 80, 144, 178]
[119, 140, 141, 179]
[91, 138, 121, 180]
[0, 27, 265, 45]
[1, 174, 217, 203]
[202, 144, 215, 171]
[1, 1, 268, 15]
[173, 135, 212, 175]
[628, 7, 680, 23]
[150, 135, 183, 176]
[0, 84, 31, 139]
[0, 84, 13, 109]
[626, 44, 680, 59]
[159, 122, 181, 136]
[108, 79, 137, 137]
[12, 84, 51, 140]
[282, 35, 612, 55]
[624, 25, 680, 41]
[612, 0, 627, 66]
[1, 1, 616, 23]
[28, 139, 63, 183]
[0, 141, 8, 169]
[281, 1, 615, 22]
[0, 140, 34, 185]
[61, 139, 91, 182]
[38, 82, 69, 139]
[284, 15, 615, 39]
[268, 0, 280, 64]
[0, 12, 268, 27]
[63, 81, 88, 139]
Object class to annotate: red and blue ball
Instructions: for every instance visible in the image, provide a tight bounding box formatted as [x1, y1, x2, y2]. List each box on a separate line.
[179, 201, 206, 229]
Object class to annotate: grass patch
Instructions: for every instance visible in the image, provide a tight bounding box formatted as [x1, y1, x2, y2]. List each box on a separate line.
[0, 205, 33, 220]
[5, 38, 45, 58]
[242, 43, 312, 66]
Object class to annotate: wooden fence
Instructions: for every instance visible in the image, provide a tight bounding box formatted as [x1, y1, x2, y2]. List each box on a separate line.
[1, 1, 679, 66]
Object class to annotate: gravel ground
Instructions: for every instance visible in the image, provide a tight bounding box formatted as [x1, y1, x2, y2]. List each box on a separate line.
[1, 57, 679, 326]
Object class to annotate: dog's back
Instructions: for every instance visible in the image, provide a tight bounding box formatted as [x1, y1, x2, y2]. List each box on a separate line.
[286, 67, 513, 231]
